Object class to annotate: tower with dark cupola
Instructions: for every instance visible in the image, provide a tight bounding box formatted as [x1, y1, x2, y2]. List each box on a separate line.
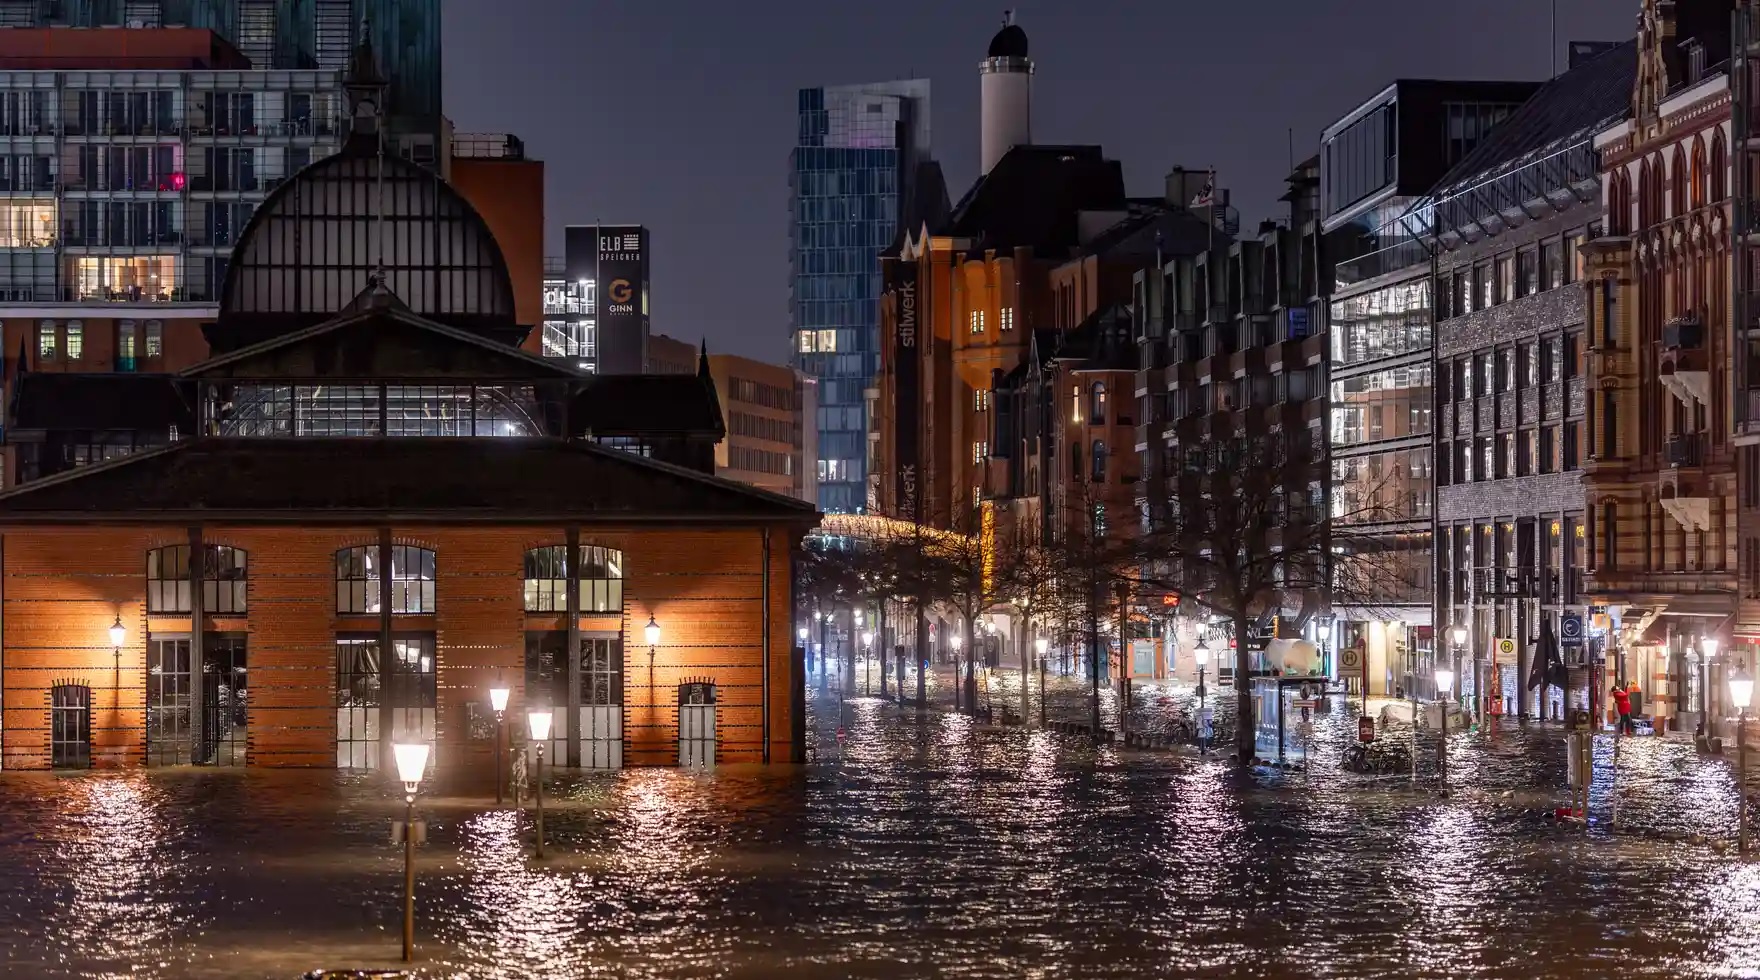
[979, 11, 1033, 174]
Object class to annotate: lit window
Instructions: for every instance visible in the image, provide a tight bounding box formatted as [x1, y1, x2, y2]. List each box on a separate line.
[145, 320, 163, 358]
[1000, 307, 1014, 331]
[36, 319, 54, 361]
[335, 545, 435, 614]
[972, 441, 988, 463]
[1072, 385, 1082, 422]
[117, 320, 137, 371]
[64, 320, 82, 359]
[974, 389, 990, 412]
[970, 310, 983, 334]
[1090, 382, 1107, 423]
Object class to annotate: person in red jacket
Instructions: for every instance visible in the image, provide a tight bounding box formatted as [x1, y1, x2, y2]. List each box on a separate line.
[1611, 684, 1634, 734]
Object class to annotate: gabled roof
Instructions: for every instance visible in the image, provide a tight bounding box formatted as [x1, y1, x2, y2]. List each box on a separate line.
[572, 373, 724, 438]
[943, 144, 1126, 253]
[11, 373, 194, 432]
[1052, 304, 1135, 372]
[186, 292, 581, 382]
[1431, 40, 1637, 201]
[0, 437, 817, 525]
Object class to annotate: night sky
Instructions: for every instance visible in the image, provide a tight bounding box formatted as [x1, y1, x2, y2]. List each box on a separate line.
[444, 0, 1635, 364]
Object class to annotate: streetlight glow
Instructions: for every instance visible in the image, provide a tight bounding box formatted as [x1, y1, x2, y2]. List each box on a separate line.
[108, 616, 126, 650]
[1703, 636, 1721, 661]
[488, 684, 510, 714]
[1732, 665, 1755, 711]
[862, 630, 874, 647]
[392, 741, 429, 795]
[1434, 665, 1456, 696]
[797, 626, 809, 643]
[645, 615, 661, 649]
[1193, 637, 1210, 667]
[527, 709, 554, 742]
[1450, 625, 1467, 647]
[951, 635, 963, 651]
[1035, 637, 1049, 656]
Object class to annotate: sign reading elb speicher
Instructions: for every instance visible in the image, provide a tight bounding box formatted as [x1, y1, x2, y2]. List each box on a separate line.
[564, 224, 649, 374]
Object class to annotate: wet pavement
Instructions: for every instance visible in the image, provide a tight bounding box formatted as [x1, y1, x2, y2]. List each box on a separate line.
[3, 661, 1760, 978]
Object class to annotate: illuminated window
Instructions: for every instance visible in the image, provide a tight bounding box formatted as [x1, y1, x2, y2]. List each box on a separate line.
[523, 544, 625, 614]
[335, 545, 435, 614]
[36, 319, 54, 360]
[75, 255, 177, 301]
[1000, 307, 1014, 331]
[969, 310, 984, 334]
[974, 389, 990, 412]
[117, 320, 137, 371]
[145, 320, 163, 358]
[0, 201, 54, 247]
[1090, 382, 1108, 423]
[64, 320, 82, 360]
[972, 441, 988, 463]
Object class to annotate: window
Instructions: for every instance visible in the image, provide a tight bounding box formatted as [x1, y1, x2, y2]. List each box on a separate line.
[147, 544, 247, 614]
[1498, 433, 1514, 479]
[1497, 349, 1513, 392]
[969, 310, 984, 334]
[145, 320, 163, 358]
[50, 684, 92, 769]
[1092, 440, 1107, 482]
[1518, 429, 1535, 476]
[36, 319, 54, 361]
[336, 545, 436, 614]
[1564, 420, 1580, 470]
[972, 440, 988, 463]
[1495, 255, 1515, 304]
[1541, 241, 1563, 291]
[1452, 271, 1470, 316]
[117, 320, 137, 372]
[1564, 232, 1583, 284]
[1524, 341, 1540, 388]
[64, 320, 82, 360]
[1000, 307, 1015, 331]
[523, 544, 624, 614]
[1516, 249, 1539, 298]
[1090, 382, 1107, 424]
[974, 389, 990, 412]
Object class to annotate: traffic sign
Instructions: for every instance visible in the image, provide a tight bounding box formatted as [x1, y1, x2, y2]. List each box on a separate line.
[1560, 614, 1585, 647]
[1357, 716, 1375, 743]
[1339, 646, 1363, 670]
[1495, 637, 1517, 659]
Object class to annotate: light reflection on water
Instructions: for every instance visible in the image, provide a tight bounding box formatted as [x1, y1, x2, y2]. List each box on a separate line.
[0, 694, 1756, 977]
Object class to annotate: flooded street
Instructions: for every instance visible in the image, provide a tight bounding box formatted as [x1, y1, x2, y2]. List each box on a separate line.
[4, 672, 1760, 979]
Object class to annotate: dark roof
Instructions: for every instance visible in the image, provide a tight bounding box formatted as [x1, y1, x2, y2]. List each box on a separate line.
[881, 159, 952, 259]
[1431, 40, 1637, 200]
[11, 373, 193, 432]
[572, 374, 724, 438]
[988, 23, 1028, 58]
[0, 437, 816, 524]
[1076, 202, 1219, 260]
[944, 145, 1126, 252]
[189, 297, 575, 382]
[1053, 305, 1135, 372]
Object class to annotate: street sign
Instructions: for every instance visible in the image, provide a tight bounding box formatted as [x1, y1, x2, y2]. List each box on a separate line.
[1357, 716, 1375, 743]
[1560, 614, 1585, 647]
[1589, 604, 1608, 615]
[1495, 638, 1517, 659]
[1339, 646, 1363, 671]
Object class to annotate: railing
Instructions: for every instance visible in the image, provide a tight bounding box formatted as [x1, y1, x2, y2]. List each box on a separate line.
[1334, 236, 1431, 291]
[1663, 315, 1705, 349]
[1473, 567, 1538, 599]
[1432, 139, 1599, 237]
[1666, 433, 1706, 467]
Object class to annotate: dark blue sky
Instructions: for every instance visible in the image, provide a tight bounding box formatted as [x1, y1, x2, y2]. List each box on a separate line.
[444, 0, 1635, 363]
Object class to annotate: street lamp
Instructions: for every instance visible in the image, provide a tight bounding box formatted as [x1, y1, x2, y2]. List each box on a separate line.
[527, 709, 553, 859]
[1435, 664, 1456, 795]
[488, 682, 510, 805]
[1193, 636, 1210, 699]
[645, 614, 661, 662]
[1731, 664, 1753, 854]
[108, 615, 126, 651]
[391, 739, 430, 963]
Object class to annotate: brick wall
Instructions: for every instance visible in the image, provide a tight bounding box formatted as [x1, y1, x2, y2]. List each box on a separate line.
[0, 523, 799, 770]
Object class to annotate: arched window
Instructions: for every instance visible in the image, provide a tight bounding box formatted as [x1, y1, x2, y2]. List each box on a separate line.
[1091, 440, 1108, 482]
[1670, 146, 1687, 218]
[1608, 169, 1630, 236]
[336, 545, 435, 614]
[1089, 382, 1107, 424]
[1691, 138, 1707, 209]
[50, 683, 92, 769]
[523, 545, 625, 613]
[1712, 131, 1728, 202]
[147, 544, 247, 614]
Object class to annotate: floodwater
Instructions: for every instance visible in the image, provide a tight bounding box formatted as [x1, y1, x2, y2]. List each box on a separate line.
[3, 663, 1759, 979]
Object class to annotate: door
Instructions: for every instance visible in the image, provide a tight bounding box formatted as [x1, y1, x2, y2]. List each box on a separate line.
[146, 637, 193, 766]
[580, 635, 623, 769]
[50, 684, 92, 769]
[677, 681, 716, 769]
[204, 635, 248, 766]
[335, 637, 381, 769]
[524, 632, 570, 762]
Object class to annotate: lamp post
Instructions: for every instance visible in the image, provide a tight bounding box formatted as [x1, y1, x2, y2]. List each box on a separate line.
[1035, 636, 1049, 727]
[392, 740, 430, 963]
[646, 615, 661, 660]
[1705, 636, 1722, 733]
[1194, 637, 1211, 754]
[108, 615, 125, 654]
[488, 682, 510, 805]
[527, 709, 552, 859]
[862, 630, 874, 696]
[951, 634, 964, 712]
[1435, 664, 1456, 796]
[1450, 624, 1467, 709]
[1731, 664, 1753, 855]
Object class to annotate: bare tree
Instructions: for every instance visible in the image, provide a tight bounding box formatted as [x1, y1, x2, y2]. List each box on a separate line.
[1132, 432, 1417, 759]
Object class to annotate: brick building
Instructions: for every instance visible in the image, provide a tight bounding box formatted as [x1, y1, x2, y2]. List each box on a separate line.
[0, 51, 816, 772]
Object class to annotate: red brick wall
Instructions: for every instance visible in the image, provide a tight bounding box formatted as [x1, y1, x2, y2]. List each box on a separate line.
[0, 523, 800, 770]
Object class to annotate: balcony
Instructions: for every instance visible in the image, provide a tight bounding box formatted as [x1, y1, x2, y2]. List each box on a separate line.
[1663, 314, 1705, 350]
[1472, 567, 1538, 599]
[1660, 434, 1712, 531]
[1665, 432, 1705, 467]
[1660, 315, 1709, 405]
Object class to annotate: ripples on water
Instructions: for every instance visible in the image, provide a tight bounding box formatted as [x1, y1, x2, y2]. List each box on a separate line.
[0, 680, 1756, 979]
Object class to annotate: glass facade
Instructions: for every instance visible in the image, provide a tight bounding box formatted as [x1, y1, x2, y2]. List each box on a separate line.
[790, 80, 929, 514]
[1330, 278, 1431, 366]
[0, 69, 341, 303]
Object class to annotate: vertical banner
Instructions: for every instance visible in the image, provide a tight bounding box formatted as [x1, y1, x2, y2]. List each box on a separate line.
[892, 259, 920, 522]
[595, 225, 648, 374]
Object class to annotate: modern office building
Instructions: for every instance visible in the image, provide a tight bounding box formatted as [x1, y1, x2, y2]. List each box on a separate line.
[790, 77, 930, 514]
[1432, 42, 1630, 722]
[0, 1, 440, 158]
[1322, 77, 1538, 697]
[539, 224, 650, 375]
[705, 351, 814, 503]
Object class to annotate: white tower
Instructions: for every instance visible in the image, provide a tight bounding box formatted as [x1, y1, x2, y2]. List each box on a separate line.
[980, 12, 1033, 174]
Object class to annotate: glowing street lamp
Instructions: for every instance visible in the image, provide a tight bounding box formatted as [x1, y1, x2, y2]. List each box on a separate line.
[488, 681, 510, 805]
[527, 709, 553, 859]
[1732, 664, 1754, 854]
[645, 615, 661, 653]
[108, 615, 126, 651]
[391, 739, 430, 962]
